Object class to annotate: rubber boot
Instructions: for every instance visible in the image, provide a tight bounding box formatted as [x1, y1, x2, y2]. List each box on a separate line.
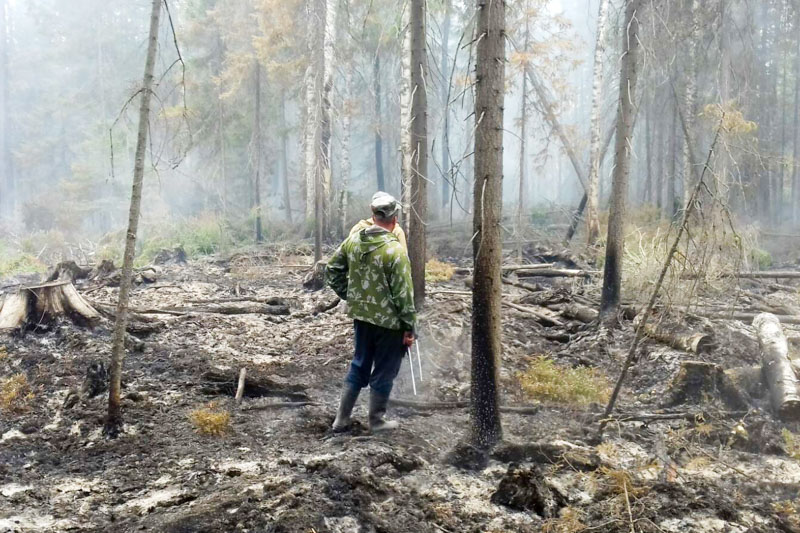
[369, 390, 398, 433]
[332, 386, 360, 432]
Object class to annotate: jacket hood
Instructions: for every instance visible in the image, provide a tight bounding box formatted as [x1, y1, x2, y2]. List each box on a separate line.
[357, 226, 397, 258]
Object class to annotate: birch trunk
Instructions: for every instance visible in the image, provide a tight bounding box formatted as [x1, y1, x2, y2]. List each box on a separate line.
[105, 0, 161, 438]
[374, 53, 385, 190]
[754, 313, 800, 420]
[793, 8, 800, 224]
[339, 0, 352, 238]
[600, 0, 641, 318]
[585, 0, 610, 245]
[0, 0, 10, 214]
[321, 0, 336, 236]
[470, 0, 505, 450]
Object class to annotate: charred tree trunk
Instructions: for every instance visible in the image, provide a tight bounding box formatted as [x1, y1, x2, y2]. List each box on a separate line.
[408, 0, 428, 309]
[105, 0, 161, 438]
[600, 0, 641, 318]
[585, 0, 610, 245]
[470, 0, 505, 450]
[374, 53, 385, 191]
[400, 6, 412, 233]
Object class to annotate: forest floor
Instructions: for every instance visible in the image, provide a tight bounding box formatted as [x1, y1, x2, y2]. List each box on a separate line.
[2, 241, 800, 533]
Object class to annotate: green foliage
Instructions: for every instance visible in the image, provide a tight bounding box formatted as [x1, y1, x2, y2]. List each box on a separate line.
[0, 241, 46, 279]
[750, 248, 772, 270]
[518, 356, 611, 406]
[782, 429, 800, 460]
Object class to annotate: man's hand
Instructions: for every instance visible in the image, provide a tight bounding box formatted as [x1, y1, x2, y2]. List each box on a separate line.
[403, 331, 415, 347]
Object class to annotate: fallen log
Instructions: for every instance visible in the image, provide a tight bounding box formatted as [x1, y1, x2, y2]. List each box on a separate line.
[201, 369, 308, 401]
[516, 268, 599, 278]
[684, 271, 800, 280]
[389, 397, 541, 414]
[633, 315, 715, 354]
[504, 301, 564, 327]
[491, 440, 600, 471]
[560, 302, 599, 323]
[453, 263, 555, 276]
[753, 313, 800, 420]
[0, 281, 100, 331]
[694, 311, 800, 325]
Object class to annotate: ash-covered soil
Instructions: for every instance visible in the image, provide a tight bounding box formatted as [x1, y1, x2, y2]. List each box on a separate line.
[1, 249, 800, 533]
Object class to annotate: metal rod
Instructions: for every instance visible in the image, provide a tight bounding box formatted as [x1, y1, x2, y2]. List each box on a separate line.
[415, 341, 423, 382]
[407, 347, 417, 395]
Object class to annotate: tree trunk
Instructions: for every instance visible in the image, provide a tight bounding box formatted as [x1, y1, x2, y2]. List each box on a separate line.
[793, 7, 800, 225]
[374, 53, 385, 191]
[600, 0, 641, 318]
[754, 313, 800, 420]
[253, 62, 264, 243]
[339, 0, 354, 239]
[280, 90, 293, 224]
[516, 2, 530, 261]
[408, 0, 428, 309]
[321, 0, 336, 237]
[585, 0, 610, 245]
[681, 0, 698, 207]
[105, 0, 161, 438]
[440, 0, 452, 209]
[0, 0, 10, 214]
[400, 6, 413, 233]
[470, 0, 505, 450]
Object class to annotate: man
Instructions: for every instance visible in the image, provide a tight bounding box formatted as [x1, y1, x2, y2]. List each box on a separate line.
[326, 192, 416, 433]
[349, 192, 408, 252]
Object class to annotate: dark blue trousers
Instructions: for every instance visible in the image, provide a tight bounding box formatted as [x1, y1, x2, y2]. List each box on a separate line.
[344, 320, 406, 397]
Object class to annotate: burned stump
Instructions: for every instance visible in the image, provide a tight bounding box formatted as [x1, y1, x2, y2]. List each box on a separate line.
[490, 464, 565, 518]
[0, 281, 100, 332]
[46, 261, 91, 282]
[663, 361, 750, 410]
[303, 261, 327, 291]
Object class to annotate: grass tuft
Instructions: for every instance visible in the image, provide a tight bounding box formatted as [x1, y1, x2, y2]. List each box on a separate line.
[542, 507, 588, 533]
[782, 429, 800, 460]
[518, 356, 611, 406]
[425, 259, 456, 283]
[0, 373, 34, 413]
[190, 402, 231, 436]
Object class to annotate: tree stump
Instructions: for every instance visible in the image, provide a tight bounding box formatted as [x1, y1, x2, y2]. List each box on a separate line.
[302, 261, 327, 291]
[46, 261, 91, 282]
[663, 361, 750, 410]
[0, 281, 100, 331]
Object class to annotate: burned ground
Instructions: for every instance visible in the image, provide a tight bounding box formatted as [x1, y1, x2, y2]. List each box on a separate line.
[1, 247, 800, 533]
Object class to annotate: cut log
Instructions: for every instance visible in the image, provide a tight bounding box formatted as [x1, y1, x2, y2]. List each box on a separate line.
[753, 313, 800, 420]
[504, 301, 563, 327]
[0, 281, 100, 332]
[46, 261, 91, 282]
[695, 311, 800, 325]
[453, 263, 556, 275]
[516, 268, 599, 278]
[634, 315, 714, 354]
[663, 361, 750, 411]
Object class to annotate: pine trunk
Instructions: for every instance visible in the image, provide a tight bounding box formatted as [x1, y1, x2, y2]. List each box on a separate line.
[408, 0, 428, 309]
[585, 0, 610, 245]
[600, 0, 641, 318]
[321, 0, 336, 236]
[470, 0, 505, 450]
[517, 3, 530, 261]
[105, 0, 161, 438]
[793, 8, 800, 225]
[339, 0, 352, 238]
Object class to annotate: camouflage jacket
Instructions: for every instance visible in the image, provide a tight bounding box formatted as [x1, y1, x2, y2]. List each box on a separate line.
[349, 219, 408, 252]
[326, 226, 416, 332]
